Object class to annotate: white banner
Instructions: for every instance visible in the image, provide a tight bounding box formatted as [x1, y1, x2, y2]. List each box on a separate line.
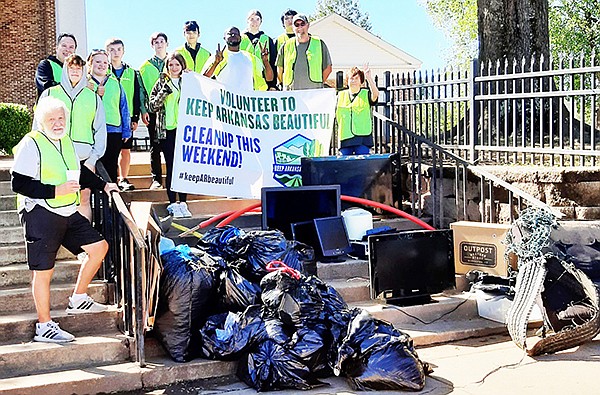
[171, 72, 336, 199]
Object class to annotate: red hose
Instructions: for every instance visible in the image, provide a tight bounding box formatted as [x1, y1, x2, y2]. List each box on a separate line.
[341, 195, 436, 231]
[200, 210, 236, 228]
[216, 202, 262, 227]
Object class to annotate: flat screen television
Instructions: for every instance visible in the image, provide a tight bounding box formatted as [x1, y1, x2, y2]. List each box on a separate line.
[261, 185, 341, 240]
[301, 153, 402, 209]
[368, 229, 455, 305]
[314, 216, 351, 258]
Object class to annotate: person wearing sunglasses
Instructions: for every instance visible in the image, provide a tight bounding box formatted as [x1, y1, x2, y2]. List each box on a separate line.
[276, 14, 332, 91]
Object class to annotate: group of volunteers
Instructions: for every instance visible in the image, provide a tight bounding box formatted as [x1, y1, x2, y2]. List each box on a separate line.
[11, 8, 380, 344]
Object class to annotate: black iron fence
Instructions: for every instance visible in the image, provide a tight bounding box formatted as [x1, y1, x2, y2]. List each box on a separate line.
[368, 55, 600, 166]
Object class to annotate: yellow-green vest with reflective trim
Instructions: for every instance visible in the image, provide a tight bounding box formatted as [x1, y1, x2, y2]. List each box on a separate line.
[48, 85, 97, 145]
[276, 33, 292, 53]
[283, 36, 323, 86]
[90, 76, 122, 127]
[139, 60, 163, 96]
[164, 80, 180, 130]
[112, 67, 136, 113]
[49, 59, 63, 84]
[213, 50, 267, 91]
[175, 45, 210, 73]
[336, 89, 372, 140]
[240, 33, 270, 60]
[23, 131, 80, 208]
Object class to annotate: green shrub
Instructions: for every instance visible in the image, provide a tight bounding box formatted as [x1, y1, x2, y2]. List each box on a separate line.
[0, 103, 32, 155]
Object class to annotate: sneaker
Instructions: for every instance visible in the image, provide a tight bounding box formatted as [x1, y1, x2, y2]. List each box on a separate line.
[119, 178, 135, 191]
[179, 202, 192, 218]
[66, 294, 108, 315]
[150, 180, 162, 190]
[167, 202, 183, 218]
[34, 321, 75, 343]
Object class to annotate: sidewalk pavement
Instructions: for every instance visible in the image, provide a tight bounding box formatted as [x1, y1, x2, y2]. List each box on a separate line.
[132, 333, 599, 395]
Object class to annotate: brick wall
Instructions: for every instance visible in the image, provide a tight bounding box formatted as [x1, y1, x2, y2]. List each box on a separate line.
[0, 0, 56, 107]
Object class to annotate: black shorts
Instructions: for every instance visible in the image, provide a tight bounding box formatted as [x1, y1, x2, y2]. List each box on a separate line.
[122, 137, 133, 149]
[20, 205, 105, 271]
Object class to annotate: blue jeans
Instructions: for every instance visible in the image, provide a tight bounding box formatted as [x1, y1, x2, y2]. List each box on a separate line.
[340, 145, 370, 155]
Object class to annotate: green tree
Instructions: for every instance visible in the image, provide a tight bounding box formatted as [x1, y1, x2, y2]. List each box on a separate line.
[549, 0, 600, 60]
[311, 0, 372, 31]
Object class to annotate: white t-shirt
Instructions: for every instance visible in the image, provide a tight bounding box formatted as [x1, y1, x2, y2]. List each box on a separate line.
[216, 51, 254, 91]
[11, 135, 78, 217]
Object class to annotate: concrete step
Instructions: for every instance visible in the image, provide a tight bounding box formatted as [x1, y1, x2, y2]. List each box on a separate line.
[0, 196, 15, 211]
[123, 189, 219, 202]
[0, 357, 235, 395]
[327, 277, 370, 303]
[128, 162, 166, 177]
[317, 258, 369, 281]
[152, 198, 261, 217]
[0, 261, 82, 288]
[0, 245, 74, 266]
[0, 181, 12, 196]
[0, 210, 18, 227]
[0, 226, 23, 245]
[0, 169, 10, 182]
[0, 307, 120, 345]
[0, 334, 130, 380]
[0, 282, 108, 314]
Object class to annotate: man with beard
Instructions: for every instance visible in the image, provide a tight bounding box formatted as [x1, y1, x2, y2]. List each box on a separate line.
[11, 96, 119, 343]
[203, 26, 273, 91]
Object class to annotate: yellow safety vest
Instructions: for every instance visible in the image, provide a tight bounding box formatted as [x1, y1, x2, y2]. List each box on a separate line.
[164, 79, 180, 130]
[49, 59, 63, 84]
[283, 36, 323, 86]
[175, 45, 210, 73]
[90, 76, 122, 127]
[336, 89, 373, 140]
[140, 60, 163, 96]
[19, 131, 80, 208]
[111, 66, 136, 113]
[48, 85, 97, 145]
[212, 50, 268, 91]
[240, 33, 271, 60]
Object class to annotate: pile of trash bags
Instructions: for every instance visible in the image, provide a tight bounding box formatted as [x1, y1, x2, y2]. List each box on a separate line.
[154, 226, 431, 391]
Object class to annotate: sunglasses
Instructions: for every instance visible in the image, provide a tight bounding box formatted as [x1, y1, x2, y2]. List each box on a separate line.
[294, 21, 306, 27]
[90, 49, 107, 55]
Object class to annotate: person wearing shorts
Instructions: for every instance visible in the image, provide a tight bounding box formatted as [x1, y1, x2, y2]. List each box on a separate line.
[11, 96, 119, 343]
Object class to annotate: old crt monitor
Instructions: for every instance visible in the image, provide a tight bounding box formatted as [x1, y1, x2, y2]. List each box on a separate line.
[262, 185, 341, 239]
[301, 153, 401, 208]
[368, 229, 455, 305]
[314, 216, 352, 258]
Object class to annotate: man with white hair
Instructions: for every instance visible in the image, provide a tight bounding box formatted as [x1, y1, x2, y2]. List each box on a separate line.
[11, 96, 119, 343]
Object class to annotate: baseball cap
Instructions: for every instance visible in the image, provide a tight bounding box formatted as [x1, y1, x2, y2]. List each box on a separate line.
[293, 14, 309, 24]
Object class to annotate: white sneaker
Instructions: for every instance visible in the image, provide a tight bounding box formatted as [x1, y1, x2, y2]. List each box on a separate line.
[167, 202, 184, 218]
[150, 180, 162, 190]
[179, 202, 192, 218]
[66, 295, 108, 314]
[34, 320, 75, 343]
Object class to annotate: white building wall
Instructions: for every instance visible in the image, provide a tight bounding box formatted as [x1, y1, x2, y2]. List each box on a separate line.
[55, 0, 88, 58]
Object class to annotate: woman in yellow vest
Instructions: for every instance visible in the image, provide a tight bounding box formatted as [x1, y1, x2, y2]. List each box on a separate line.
[39, 53, 107, 222]
[149, 52, 192, 219]
[336, 65, 379, 155]
[87, 49, 132, 184]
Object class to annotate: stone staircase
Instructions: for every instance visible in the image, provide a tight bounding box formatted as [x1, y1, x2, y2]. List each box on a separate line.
[0, 157, 511, 394]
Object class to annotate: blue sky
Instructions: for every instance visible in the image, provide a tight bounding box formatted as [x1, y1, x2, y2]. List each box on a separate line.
[86, 0, 450, 71]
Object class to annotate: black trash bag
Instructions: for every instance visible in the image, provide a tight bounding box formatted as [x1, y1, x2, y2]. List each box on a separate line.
[230, 230, 289, 281]
[335, 310, 430, 391]
[199, 305, 266, 360]
[218, 267, 261, 312]
[279, 240, 315, 274]
[260, 268, 324, 328]
[154, 246, 220, 362]
[289, 324, 332, 377]
[237, 318, 327, 391]
[196, 225, 245, 260]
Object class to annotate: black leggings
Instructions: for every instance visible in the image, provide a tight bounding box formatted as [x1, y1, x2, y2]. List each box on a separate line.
[100, 133, 123, 182]
[160, 129, 187, 204]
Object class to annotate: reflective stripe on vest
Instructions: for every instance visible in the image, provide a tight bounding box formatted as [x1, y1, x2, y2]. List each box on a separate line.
[91, 76, 122, 127]
[283, 36, 323, 86]
[175, 45, 210, 73]
[336, 89, 372, 140]
[49, 59, 63, 84]
[276, 33, 291, 53]
[140, 60, 162, 96]
[213, 50, 267, 91]
[164, 80, 180, 130]
[240, 34, 270, 60]
[48, 85, 97, 145]
[22, 131, 80, 208]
